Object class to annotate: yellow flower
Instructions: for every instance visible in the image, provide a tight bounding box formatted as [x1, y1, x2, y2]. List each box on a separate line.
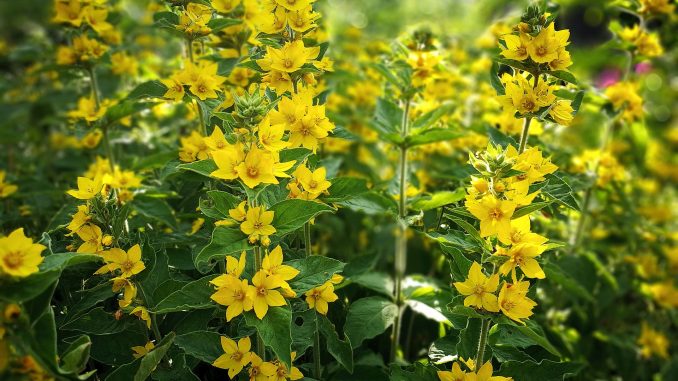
[548, 48, 572, 71]
[212, 143, 246, 180]
[262, 246, 299, 285]
[247, 353, 277, 381]
[639, 0, 675, 14]
[67, 205, 90, 234]
[131, 306, 152, 329]
[213, 336, 253, 378]
[212, 277, 254, 321]
[0, 228, 45, 278]
[502, 216, 548, 247]
[131, 341, 155, 359]
[263, 70, 294, 94]
[236, 147, 279, 189]
[500, 33, 529, 61]
[110, 52, 138, 76]
[275, 0, 316, 12]
[229, 201, 248, 222]
[258, 116, 289, 152]
[112, 277, 137, 308]
[526, 24, 562, 63]
[466, 195, 516, 243]
[212, 0, 241, 14]
[96, 244, 146, 278]
[288, 107, 331, 152]
[240, 205, 276, 243]
[161, 76, 185, 102]
[269, 352, 304, 381]
[68, 96, 107, 123]
[508, 146, 558, 184]
[76, 224, 105, 254]
[0, 170, 18, 198]
[496, 243, 546, 280]
[211, 251, 247, 288]
[287, 8, 320, 33]
[453, 262, 500, 312]
[247, 270, 287, 319]
[52, 0, 83, 27]
[498, 281, 537, 324]
[81, 5, 113, 34]
[437, 362, 468, 381]
[293, 165, 331, 196]
[469, 361, 513, 381]
[110, 169, 142, 189]
[637, 322, 669, 359]
[260, 40, 318, 73]
[80, 130, 103, 149]
[549, 100, 574, 126]
[67, 175, 104, 200]
[305, 281, 338, 315]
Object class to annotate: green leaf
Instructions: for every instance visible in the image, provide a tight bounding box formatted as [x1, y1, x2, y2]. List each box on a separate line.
[319, 314, 354, 373]
[440, 245, 473, 282]
[323, 177, 369, 203]
[336, 192, 397, 215]
[132, 195, 177, 229]
[490, 61, 505, 95]
[407, 128, 462, 147]
[344, 296, 398, 348]
[350, 272, 393, 297]
[244, 305, 293, 367]
[200, 190, 240, 220]
[104, 101, 155, 125]
[496, 319, 562, 357]
[194, 227, 249, 273]
[207, 17, 241, 31]
[59, 335, 92, 374]
[411, 189, 465, 211]
[544, 263, 595, 303]
[497, 359, 584, 381]
[152, 275, 218, 313]
[571, 90, 584, 114]
[287, 256, 345, 294]
[0, 253, 101, 303]
[177, 159, 218, 178]
[174, 331, 223, 363]
[61, 307, 137, 335]
[105, 333, 175, 381]
[126, 80, 168, 100]
[512, 201, 553, 219]
[548, 70, 578, 85]
[371, 62, 403, 88]
[373, 97, 402, 136]
[543, 173, 579, 210]
[457, 318, 483, 360]
[412, 104, 454, 130]
[270, 199, 335, 237]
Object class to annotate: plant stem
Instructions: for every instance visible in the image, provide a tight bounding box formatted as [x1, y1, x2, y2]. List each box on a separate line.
[517, 117, 532, 154]
[313, 314, 322, 379]
[390, 98, 411, 363]
[305, 221, 322, 378]
[87, 66, 116, 172]
[518, 71, 540, 154]
[304, 222, 312, 256]
[474, 318, 491, 369]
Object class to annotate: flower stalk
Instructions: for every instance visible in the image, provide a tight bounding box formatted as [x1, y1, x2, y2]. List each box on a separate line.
[305, 222, 322, 378]
[391, 98, 411, 362]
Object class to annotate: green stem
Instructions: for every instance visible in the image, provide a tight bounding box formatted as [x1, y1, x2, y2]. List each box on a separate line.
[390, 98, 411, 363]
[517, 117, 532, 154]
[313, 314, 322, 379]
[474, 319, 491, 368]
[305, 222, 322, 378]
[87, 66, 115, 172]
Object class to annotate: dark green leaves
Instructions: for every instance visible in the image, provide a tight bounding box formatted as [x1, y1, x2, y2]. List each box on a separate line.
[244, 305, 293, 367]
[152, 275, 218, 313]
[497, 359, 584, 381]
[105, 333, 175, 381]
[177, 160, 218, 178]
[323, 177, 369, 203]
[287, 256, 345, 294]
[126, 80, 168, 100]
[194, 227, 249, 273]
[344, 297, 398, 348]
[270, 199, 335, 237]
[174, 331, 223, 363]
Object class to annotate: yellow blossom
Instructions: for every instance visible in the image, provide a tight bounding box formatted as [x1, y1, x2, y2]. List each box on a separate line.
[453, 262, 500, 312]
[0, 228, 45, 278]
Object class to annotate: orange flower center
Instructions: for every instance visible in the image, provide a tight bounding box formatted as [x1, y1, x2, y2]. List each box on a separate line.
[3, 251, 23, 269]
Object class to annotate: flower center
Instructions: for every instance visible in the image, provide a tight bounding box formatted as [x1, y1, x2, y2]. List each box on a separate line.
[257, 286, 267, 296]
[473, 285, 485, 295]
[248, 167, 259, 177]
[283, 58, 293, 68]
[231, 352, 243, 361]
[489, 208, 503, 220]
[121, 261, 134, 272]
[521, 98, 535, 111]
[536, 46, 547, 56]
[3, 251, 23, 269]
